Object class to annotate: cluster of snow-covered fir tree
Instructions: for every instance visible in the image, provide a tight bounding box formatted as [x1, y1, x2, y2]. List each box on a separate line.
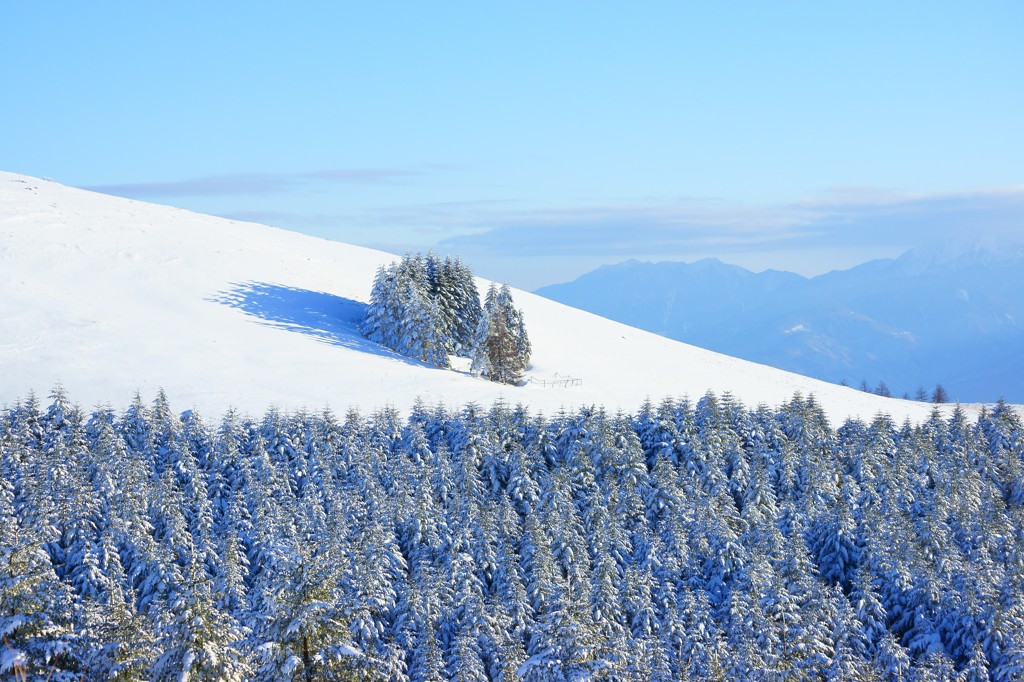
[362, 254, 531, 384]
[3, 387, 1024, 680]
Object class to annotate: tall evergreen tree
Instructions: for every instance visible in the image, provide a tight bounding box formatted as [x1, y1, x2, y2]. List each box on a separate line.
[150, 565, 251, 681]
[0, 465, 82, 680]
[471, 284, 531, 385]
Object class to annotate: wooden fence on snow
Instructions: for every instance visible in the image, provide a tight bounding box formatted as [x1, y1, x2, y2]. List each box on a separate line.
[528, 373, 582, 388]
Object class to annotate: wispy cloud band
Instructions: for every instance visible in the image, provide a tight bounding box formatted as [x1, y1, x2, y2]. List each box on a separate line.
[85, 167, 429, 199]
[437, 187, 1024, 258]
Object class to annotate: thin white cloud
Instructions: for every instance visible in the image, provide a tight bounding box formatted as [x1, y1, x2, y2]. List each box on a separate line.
[84, 167, 431, 199]
[436, 187, 1024, 258]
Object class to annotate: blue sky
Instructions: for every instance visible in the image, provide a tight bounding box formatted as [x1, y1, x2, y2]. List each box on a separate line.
[2, 2, 1022, 288]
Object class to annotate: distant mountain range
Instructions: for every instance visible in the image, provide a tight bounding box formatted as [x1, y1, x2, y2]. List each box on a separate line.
[536, 244, 1024, 403]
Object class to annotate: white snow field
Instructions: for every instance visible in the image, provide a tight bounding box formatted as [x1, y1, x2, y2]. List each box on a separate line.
[0, 172, 982, 423]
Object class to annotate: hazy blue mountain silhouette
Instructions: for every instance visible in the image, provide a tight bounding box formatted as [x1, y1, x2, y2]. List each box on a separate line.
[536, 246, 1024, 402]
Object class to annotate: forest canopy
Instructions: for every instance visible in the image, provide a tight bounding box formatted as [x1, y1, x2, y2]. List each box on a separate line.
[2, 388, 1023, 680]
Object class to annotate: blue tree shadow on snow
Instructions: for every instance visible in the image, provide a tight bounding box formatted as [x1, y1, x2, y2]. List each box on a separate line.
[209, 281, 429, 366]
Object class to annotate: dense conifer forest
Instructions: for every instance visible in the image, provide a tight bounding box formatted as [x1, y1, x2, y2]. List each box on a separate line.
[3, 387, 1023, 680]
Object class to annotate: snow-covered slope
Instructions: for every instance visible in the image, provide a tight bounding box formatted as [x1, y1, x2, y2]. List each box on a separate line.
[0, 172, 970, 424]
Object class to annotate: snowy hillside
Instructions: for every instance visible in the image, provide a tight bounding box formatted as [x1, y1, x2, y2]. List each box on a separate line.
[0, 172, 974, 423]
